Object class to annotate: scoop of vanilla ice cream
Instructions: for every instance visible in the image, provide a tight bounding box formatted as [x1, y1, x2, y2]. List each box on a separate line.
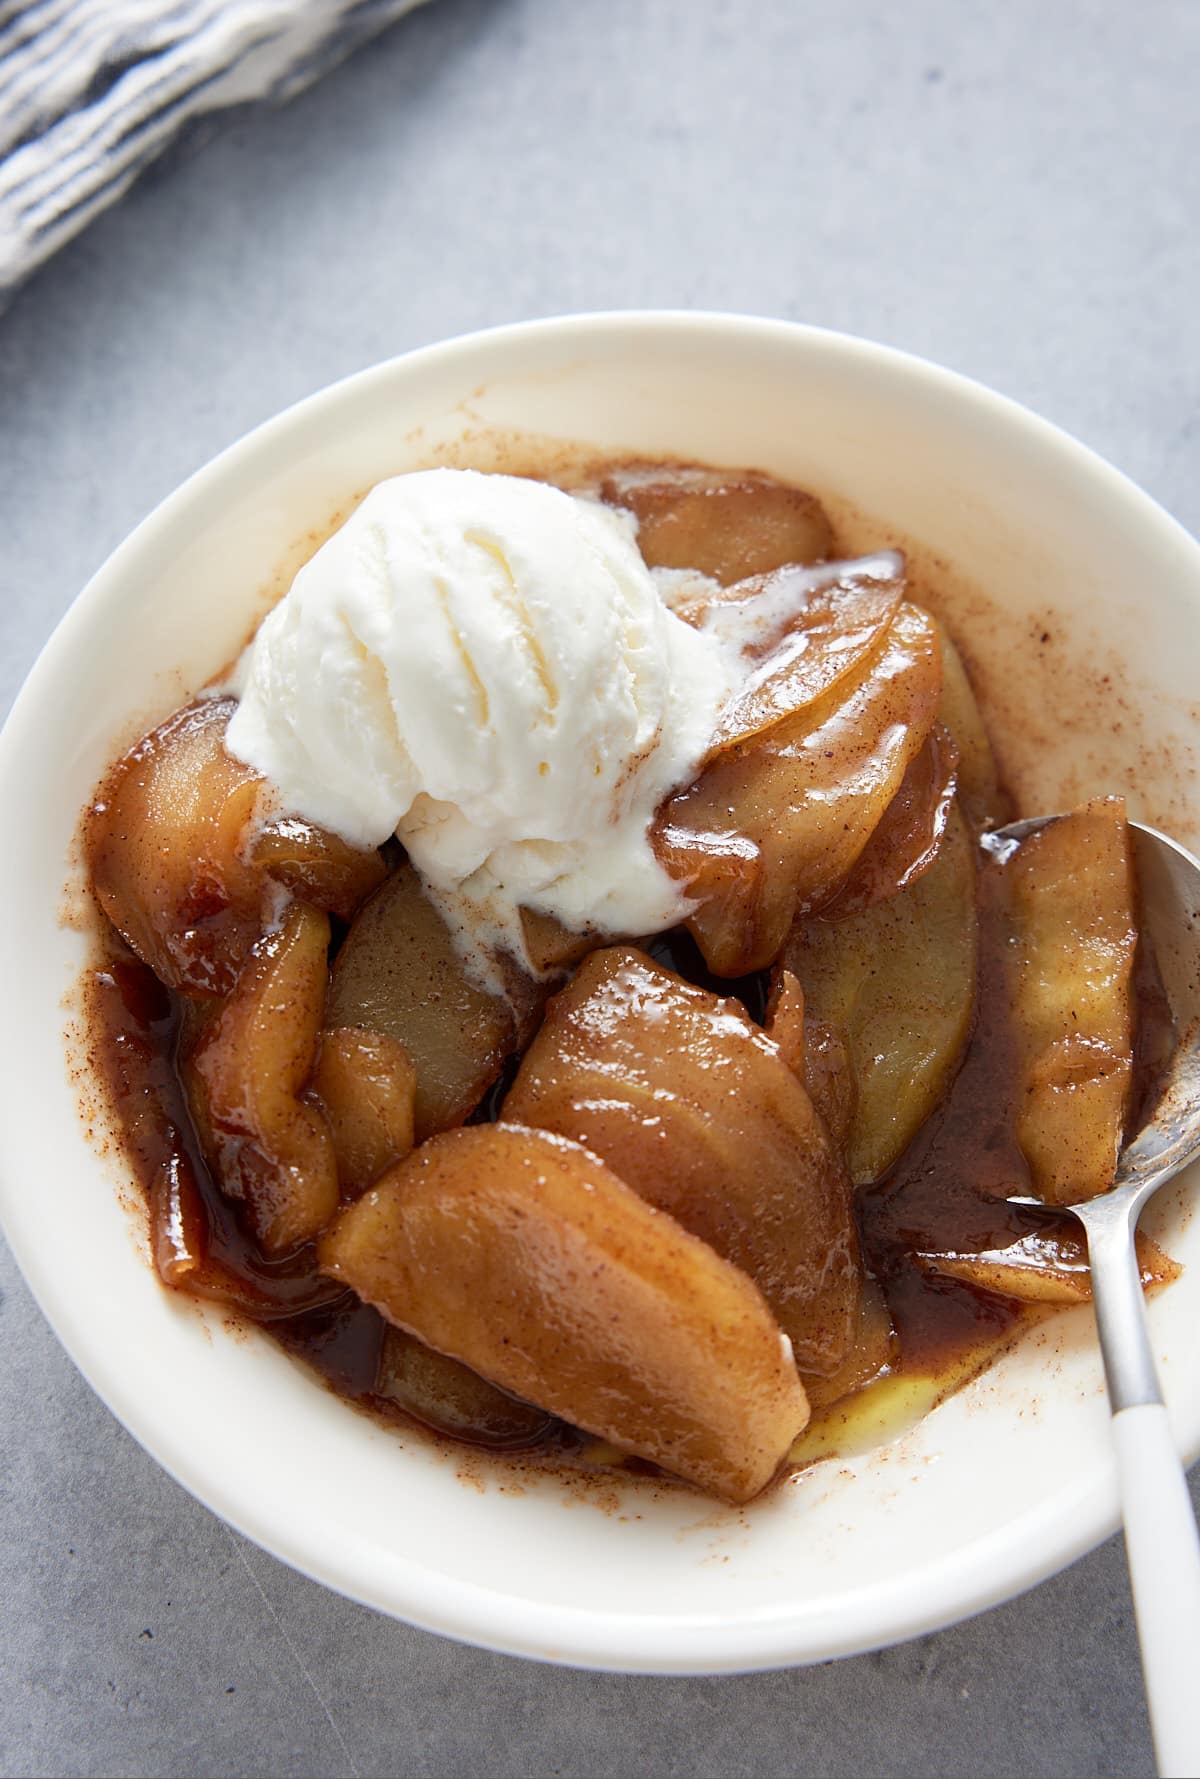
[226, 468, 739, 977]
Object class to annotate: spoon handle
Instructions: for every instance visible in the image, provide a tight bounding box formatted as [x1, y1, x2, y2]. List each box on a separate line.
[1111, 1406, 1200, 1777]
[1084, 1207, 1200, 1777]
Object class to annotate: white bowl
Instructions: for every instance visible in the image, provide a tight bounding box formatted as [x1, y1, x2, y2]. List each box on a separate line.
[2, 313, 1198, 1674]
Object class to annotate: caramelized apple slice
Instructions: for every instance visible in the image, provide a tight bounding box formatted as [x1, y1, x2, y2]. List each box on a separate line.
[786, 805, 978, 1185]
[763, 965, 807, 1076]
[504, 947, 861, 1375]
[601, 464, 835, 584]
[320, 1123, 809, 1503]
[916, 1227, 1177, 1305]
[187, 902, 338, 1251]
[87, 698, 265, 995]
[764, 969, 856, 1156]
[148, 1150, 346, 1321]
[327, 863, 530, 1142]
[823, 724, 958, 916]
[377, 1327, 553, 1448]
[658, 602, 944, 975]
[249, 818, 386, 920]
[309, 1027, 416, 1199]
[700, 558, 905, 755]
[801, 1024, 857, 1160]
[801, 1276, 897, 1412]
[517, 906, 598, 975]
[937, 627, 1008, 832]
[1000, 798, 1137, 1204]
[87, 696, 385, 995]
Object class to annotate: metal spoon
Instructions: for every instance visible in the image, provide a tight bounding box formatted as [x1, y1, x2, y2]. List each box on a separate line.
[991, 818, 1200, 1777]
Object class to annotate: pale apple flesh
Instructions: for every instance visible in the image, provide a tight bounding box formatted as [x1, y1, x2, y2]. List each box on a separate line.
[784, 806, 979, 1186]
[327, 863, 540, 1143]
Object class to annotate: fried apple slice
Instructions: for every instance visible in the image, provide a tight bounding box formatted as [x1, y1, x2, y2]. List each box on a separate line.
[764, 969, 856, 1156]
[786, 805, 978, 1184]
[763, 965, 807, 1077]
[601, 464, 835, 584]
[309, 1027, 416, 1199]
[801, 1023, 857, 1159]
[187, 902, 338, 1251]
[327, 863, 531, 1142]
[377, 1327, 553, 1449]
[1000, 798, 1137, 1204]
[916, 1227, 1177, 1304]
[699, 557, 905, 755]
[87, 698, 265, 995]
[249, 817, 386, 920]
[823, 724, 958, 916]
[87, 697, 385, 995]
[658, 602, 943, 975]
[801, 1276, 897, 1411]
[504, 947, 861, 1375]
[936, 626, 1008, 832]
[517, 906, 598, 975]
[320, 1123, 809, 1503]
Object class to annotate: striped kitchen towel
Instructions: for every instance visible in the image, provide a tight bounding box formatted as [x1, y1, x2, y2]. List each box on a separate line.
[0, 0, 432, 296]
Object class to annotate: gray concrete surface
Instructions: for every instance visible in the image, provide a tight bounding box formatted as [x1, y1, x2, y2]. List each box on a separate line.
[2, 1, 1198, 1774]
